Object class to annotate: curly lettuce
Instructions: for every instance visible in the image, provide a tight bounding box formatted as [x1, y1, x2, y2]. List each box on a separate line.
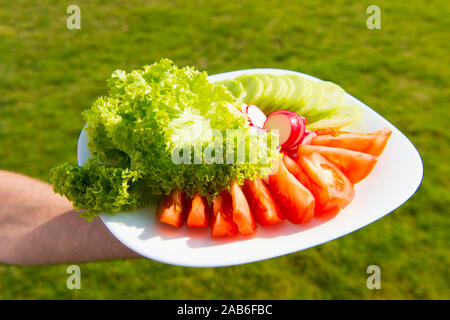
[50, 160, 146, 220]
[50, 59, 279, 218]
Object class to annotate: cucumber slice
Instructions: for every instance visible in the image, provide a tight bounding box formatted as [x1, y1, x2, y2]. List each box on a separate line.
[270, 75, 289, 107]
[300, 80, 326, 117]
[253, 74, 273, 109]
[279, 75, 296, 107]
[306, 104, 363, 130]
[235, 75, 264, 105]
[306, 106, 338, 124]
[304, 81, 347, 123]
[253, 74, 277, 112]
[256, 75, 277, 110]
[321, 81, 346, 107]
[263, 75, 289, 113]
[216, 80, 247, 102]
[285, 75, 313, 111]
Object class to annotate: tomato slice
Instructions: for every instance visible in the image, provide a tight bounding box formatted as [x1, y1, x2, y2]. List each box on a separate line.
[242, 178, 284, 226]
[156, 189, 186, 228]
[298, 152, 354, 214]
[298, 145, 378, 183]
[230, 181, 257, 235]
[283, 155, 334, 215]
[268, 159, 315, 224]
[186, 192, 209, 227]
[211, 191, 239, 237]
[283, 155, 312, 190]
[312, 128, 392, 156]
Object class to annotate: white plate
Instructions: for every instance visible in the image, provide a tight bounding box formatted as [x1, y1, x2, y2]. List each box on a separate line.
[77, 69, 423, 267]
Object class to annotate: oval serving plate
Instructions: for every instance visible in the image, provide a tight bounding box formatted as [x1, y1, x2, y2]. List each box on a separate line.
[77, 68, 423, 267]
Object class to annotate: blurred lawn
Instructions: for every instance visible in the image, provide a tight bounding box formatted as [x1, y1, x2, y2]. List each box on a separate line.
[0, 0, 449, 299]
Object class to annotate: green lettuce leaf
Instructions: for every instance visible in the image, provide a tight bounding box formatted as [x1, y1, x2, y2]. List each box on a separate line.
[50, 160, 147, 220]
[51, 59, 279, 218]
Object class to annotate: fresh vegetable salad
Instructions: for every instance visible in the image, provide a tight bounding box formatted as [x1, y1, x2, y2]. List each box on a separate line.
[50, 60, 391, 238]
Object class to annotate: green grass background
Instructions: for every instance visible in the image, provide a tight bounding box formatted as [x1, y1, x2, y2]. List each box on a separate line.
[0, 0, 449, 299]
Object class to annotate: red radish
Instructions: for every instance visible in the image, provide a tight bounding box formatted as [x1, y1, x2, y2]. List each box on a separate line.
[263, 110, 305, 149]
[241, 104, 253, 126]
[301, 131, 317, 145]
[297, 115, 307, 124]
[286, 115, 307, 147]
[240, 104, 251, 123]
[280, 115, 307, 159]
[243, 104, 267, 128]
[283, 144, 300, 160]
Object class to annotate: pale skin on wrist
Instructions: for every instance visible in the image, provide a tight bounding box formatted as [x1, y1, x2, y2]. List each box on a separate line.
[0, 170, 141, 265]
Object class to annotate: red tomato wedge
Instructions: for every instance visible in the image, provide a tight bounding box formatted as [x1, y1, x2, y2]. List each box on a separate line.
[312, 128, 392, 157]
[186, 192, 209, 227]
[301, 131, 317, 145]
[283, 155, 339, 215]
[230, 182, 257, 235]
[298, 153, 355, 214]
[242, 178, 284, 226]
[319, 205, 342, 216]
[283, 155, 312, 190]
[298, 145, 378, 183]
[268, 159, 315, 224]
[156, 189, 186, 228]
[211, 191, 239, 237]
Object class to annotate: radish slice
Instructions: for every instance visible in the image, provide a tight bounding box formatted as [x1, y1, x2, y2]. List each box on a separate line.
[285, 143, 299, 153]
[245, 105, 267, 128]
[282, 144, 300, 160]
[263, 110, 305, 148]
[264, 111, 298, 147]
[241, 104, 253, 126]
[301, 131, 317, 145]
[286, 114, 306, 147]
